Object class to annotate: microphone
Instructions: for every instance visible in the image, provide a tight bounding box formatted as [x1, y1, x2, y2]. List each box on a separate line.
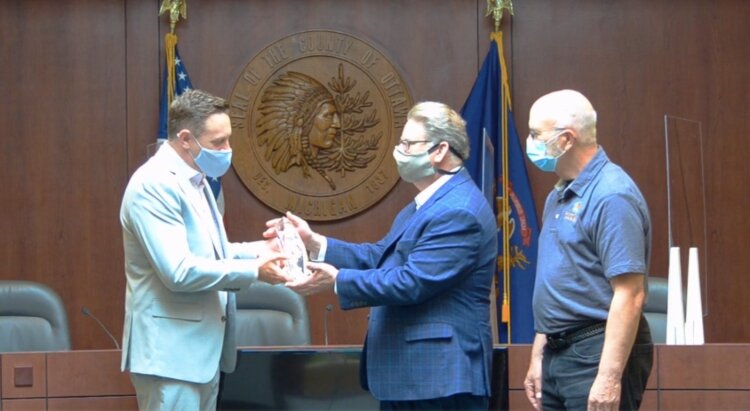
[81, 307, 120, 350]
[324, 304, 333, 346]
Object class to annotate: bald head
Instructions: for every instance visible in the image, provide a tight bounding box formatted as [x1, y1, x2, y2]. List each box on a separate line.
[529, 89, 598, 144]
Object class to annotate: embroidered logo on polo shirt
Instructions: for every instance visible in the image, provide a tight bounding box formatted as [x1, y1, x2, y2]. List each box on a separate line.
[564, 201, 584, 223]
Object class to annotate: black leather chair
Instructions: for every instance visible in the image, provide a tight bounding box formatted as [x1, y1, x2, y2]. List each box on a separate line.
[643, 276, 668, 343]
[234, 282, 310, 346]
[0, 280, 71, 352]
[219, 283, 311, 409]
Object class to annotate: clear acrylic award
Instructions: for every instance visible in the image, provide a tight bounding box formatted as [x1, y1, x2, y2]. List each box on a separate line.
[275, 217, 309, 280]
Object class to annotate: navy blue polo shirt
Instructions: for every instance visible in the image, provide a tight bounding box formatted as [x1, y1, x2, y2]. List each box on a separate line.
[533, 148, 651, 334]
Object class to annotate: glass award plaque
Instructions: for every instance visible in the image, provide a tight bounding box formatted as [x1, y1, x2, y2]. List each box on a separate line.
[275, 217, 309, 279]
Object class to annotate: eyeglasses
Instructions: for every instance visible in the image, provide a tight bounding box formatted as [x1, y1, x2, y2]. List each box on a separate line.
[397, 139, 432, 150]
[528, 128, 566, 142]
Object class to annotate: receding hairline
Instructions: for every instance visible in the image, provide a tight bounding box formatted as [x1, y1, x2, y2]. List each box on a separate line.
[529, 90, 596, 132]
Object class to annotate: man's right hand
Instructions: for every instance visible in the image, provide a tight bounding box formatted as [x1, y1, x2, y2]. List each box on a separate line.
[285, 261, 338, 296]
[524, 357, 543, 410]
[525, 333, 547, 410]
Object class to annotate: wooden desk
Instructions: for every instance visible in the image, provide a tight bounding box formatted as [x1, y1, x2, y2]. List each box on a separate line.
[1, 346, 508, 410]
[0, 349, 136, 411]
[219, 345, 509, 410]
[507, 344, 750, 410]
[7, 344, 745, 410]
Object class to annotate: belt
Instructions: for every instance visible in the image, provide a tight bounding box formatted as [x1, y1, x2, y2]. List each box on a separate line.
[546, 321, 606, 351]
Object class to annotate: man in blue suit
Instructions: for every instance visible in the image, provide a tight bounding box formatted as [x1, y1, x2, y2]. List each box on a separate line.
[120, 89, 289, 410]
[273, 102, 498, 410]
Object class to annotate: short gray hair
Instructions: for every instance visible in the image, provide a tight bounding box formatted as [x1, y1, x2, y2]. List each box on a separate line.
[407, 101, 470, 161]
[557, 107, 597, 144]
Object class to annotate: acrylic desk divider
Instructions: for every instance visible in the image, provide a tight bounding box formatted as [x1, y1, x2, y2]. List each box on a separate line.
[664, 115, 709, 336]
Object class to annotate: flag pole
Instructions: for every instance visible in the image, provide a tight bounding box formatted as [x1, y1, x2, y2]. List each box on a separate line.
[486, 0, 515, 343]
[159, 0, 188, 107]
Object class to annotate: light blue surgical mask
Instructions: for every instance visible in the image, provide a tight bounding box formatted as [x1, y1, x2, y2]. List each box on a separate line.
[526, 131, 566, 172]
[392, 145, 438, 183]
[192, 135, 232, 177]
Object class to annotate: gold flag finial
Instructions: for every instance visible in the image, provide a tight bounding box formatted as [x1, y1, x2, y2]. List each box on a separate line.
[159, 0, 187, 106]
[159, 0, 187, 34]
[485, 0, 514, 33]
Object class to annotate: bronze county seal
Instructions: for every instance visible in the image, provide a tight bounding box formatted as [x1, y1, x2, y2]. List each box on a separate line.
[229, 30, 413, 221]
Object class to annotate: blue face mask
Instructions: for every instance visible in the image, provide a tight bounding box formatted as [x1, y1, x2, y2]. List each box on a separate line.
[192, 135, 232, 178]
[526, 132, 566, 172]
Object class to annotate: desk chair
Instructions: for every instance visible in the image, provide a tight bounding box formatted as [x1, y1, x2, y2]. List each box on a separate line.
[219, 283, 311, 410]
[234, 282, 310, 346]
[0, 280, 71, 352]
[643, 276, 669, 344]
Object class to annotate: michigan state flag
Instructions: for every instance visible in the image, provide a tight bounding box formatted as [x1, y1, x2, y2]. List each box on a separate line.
[461, 33, 539, 344]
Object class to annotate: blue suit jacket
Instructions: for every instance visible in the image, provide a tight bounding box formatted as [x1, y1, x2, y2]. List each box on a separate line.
[327, 169, 497, 401]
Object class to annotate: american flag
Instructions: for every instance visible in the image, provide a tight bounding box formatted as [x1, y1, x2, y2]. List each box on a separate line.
[157, 47, 224, 214]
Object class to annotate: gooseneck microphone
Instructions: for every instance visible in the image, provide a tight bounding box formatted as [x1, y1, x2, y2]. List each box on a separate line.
[324, 303, 333, 346]
[81, 307, 121, 350]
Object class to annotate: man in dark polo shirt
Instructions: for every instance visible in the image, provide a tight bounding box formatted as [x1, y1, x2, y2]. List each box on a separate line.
[522, 90, 653, 411]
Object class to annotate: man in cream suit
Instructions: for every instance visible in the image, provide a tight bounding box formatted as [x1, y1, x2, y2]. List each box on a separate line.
[120, 89, 290, 410]
[271, 102, 498, 410]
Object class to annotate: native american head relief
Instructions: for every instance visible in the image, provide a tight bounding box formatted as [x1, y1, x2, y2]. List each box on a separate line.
[256, 71, 341, 190]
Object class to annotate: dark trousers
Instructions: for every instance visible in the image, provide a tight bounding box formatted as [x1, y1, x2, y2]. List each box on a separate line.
[541, 318, 653, 411]
[380, 393, 489, 410]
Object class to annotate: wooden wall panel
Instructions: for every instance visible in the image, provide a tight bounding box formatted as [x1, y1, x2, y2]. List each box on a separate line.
[1, 0, 749, 349]
[659, 391, 750, 411]
[1, 351, 137, 411]
[0, 0, 129, 350]
[0, 354, 46, 400]
[46, 350, 134, 397]
[507, 345, 531, 390]
[509, 0, 750, 342]
[508, 391, 535, 411]
[656, 344, 750, 389]
[507, 345, 533, 410]
[47, 396, 138, 411]
[125, 1, 161, 182]
[158, 0, 488, 345]
[1, 399, 47, 411]
[640, 390, 658, 411]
